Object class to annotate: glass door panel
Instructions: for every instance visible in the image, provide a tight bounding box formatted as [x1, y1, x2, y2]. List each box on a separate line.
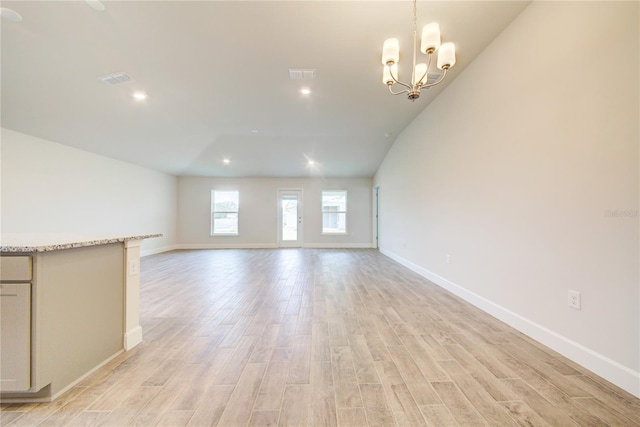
[282, 197, 298, 241]
[278, 190, 303, 247]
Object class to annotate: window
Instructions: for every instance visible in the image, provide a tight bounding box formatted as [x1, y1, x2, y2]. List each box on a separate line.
[211, 190, 239, 235]
[322, 190, 347, 234]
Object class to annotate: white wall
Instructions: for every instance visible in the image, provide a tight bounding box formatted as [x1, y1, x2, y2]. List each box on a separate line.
[1, 129, 178, 255]
[375, 2, 639, 396]
[178, 176, 372, 248]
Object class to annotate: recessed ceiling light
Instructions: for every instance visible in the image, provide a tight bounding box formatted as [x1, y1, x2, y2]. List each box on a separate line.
[0, 7, 23, 22]
[133, 91, 147, 101]
[300, 88, 311, 95]
[85, 0, 105, 11]
[308, 160, 315, 166]
[223, 158, 230, 164]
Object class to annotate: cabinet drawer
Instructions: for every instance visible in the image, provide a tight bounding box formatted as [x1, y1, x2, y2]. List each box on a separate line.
[1, 256, 32, 281]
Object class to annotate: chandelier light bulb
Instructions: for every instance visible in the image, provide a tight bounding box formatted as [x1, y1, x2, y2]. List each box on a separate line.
[381, 38, 400, 65]
[382, 64, 398, 85]
[413, 63, 428, 85]
[421, 23, 441, 54]
[437, 42, 456, 70]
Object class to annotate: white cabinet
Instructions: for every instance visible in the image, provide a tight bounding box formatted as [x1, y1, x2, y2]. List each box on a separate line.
[0, 260, 32, 391]
[2, 246, 126, 402]
[0, 283, 31, 391]
[0, 235, 153, 403]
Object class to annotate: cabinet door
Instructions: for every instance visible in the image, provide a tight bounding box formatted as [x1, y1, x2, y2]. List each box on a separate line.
[0, 283, 31, 391]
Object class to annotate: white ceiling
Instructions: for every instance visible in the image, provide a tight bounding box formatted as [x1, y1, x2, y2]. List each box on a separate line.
[1, 1, 529, 178]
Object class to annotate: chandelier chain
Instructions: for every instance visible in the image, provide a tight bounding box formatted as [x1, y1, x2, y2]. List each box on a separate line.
[413, 0, 417, 36]
[411, 0, 417, 86]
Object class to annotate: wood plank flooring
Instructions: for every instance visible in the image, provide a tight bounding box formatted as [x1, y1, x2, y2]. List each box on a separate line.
[2, 248, 639, 426]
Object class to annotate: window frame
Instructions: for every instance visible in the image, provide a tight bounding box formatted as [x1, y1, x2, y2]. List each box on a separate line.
[210, 190, 240, 236]
[321, 190, 348, 235]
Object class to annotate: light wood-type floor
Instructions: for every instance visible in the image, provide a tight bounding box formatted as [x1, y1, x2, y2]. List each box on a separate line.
[2, 249, 639, 426]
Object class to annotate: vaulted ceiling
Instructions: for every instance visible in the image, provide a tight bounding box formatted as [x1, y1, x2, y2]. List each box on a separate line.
[1, 1, 529, 177]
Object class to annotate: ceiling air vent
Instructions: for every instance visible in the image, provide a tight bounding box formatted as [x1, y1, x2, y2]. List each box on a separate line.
[288, 69, 316, 80]
[98, 72, 134, 86]
[425, 72, 443, 84]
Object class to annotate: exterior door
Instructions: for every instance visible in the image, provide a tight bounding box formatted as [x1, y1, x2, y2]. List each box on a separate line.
[278, 189, 303, 247]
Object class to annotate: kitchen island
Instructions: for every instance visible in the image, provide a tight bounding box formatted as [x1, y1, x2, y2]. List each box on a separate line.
[0, 233, 161, 402]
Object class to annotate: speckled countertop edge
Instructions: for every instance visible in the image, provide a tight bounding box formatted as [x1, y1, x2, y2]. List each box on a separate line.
[0, 233, 163, 253]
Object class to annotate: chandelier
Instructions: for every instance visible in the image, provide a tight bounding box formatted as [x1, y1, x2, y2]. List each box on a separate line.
[381, 0, 456, 101]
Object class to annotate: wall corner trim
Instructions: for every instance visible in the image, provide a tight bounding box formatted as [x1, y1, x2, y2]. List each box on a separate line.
[379, 248, 640, 399]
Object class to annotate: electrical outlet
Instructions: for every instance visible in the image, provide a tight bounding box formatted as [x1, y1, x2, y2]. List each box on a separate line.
[128, 260, 139, 276]
[567, 290, 581, 310]
[446, 254, 451, 264]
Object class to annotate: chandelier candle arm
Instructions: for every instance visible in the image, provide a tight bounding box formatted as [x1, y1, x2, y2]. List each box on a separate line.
[414, 49, 432, 86]
[380, 0, 455, 101]
[385, 64, 413, 90]
[388, 85, 410, 96]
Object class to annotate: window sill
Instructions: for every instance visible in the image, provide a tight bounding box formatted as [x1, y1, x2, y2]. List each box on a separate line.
[210, 234, 239, 237]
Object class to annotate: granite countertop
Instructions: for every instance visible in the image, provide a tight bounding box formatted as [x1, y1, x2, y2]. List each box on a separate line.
[0, 233, 162, 253]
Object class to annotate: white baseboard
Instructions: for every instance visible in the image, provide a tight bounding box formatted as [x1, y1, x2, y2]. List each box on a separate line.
[50, 349, 125, 402]
[141, 245, 180, 257]
[177, 243, 279, 250]
[302, 243, 375, 249]
[123, 326, 143, 350]
[0, 349, 125, 403]
[380, 248, 640, 399]
[173, 243, 374, 250]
